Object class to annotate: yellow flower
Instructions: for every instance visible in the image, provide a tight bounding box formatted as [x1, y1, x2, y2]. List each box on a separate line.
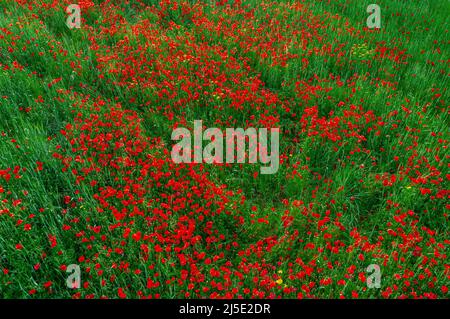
[275, 278, 283, 285]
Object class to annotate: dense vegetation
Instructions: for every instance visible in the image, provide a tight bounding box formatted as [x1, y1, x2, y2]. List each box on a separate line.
[0, 0, 448, 298]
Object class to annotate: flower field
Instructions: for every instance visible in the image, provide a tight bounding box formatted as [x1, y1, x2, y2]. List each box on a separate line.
[0, 0, 448, 299]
